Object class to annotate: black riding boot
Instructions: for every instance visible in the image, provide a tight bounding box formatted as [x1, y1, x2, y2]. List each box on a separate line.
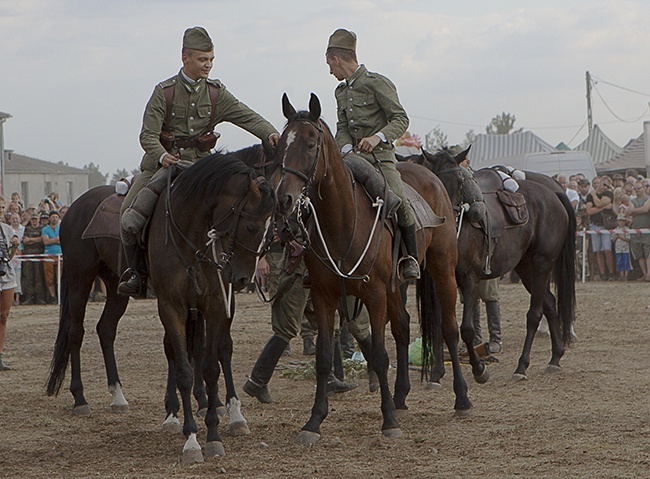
[327, 337, 358, 396]
[399, 223, 420, 280]
[355, 335, 380, 393]
[485, 300, 502, 353]
[243, 336, 288, 403]
[117, 243, 144, 296]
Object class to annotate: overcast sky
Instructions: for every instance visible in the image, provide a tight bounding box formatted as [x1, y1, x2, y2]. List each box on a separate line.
[1, 0, 649, 178]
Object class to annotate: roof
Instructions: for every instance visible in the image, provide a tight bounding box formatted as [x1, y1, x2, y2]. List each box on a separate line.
[467, 131, 557, 169]
[596, 134, 646, 173]
[4, 152, 87, 175]
[574, 124, 622, 165]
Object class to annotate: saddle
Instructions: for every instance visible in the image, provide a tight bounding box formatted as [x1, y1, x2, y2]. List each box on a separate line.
[82, 194, 125, 240]
[473, 169, 528, 239]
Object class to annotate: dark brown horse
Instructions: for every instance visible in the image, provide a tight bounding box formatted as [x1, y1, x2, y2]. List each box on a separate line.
[419, 148, 576, 382]
[46, 147, 275, 463]
[273, 94, 469, 445]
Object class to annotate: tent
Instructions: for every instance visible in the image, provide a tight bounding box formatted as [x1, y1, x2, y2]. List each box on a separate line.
[596, 133, 647, 175]
[467, 131, 557, 170]
[573, 124, 622, 165]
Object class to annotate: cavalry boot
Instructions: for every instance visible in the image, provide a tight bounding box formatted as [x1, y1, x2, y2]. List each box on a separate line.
[327, 336, 358, 396]
[472, 301, 484, 345]
[398, 224, 420, 280]
[485, 300, 503, 353]
[0, 354, 12, 371]
[243, 336, 288, 404]
[356, 335, 380, 392]
[118, 243, 144, 297]
[302, 335, 316, 356]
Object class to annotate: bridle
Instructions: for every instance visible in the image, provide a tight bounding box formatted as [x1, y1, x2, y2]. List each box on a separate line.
[279, 119, 325, 196]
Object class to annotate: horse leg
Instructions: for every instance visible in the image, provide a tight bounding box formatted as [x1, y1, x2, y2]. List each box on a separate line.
[512, 263, 551, 381]
[542, 289, 565, 373]
[202, 310, 225, 458]
[190, 313, 208, 418]
[458, 279, 489, 384]
[95, 276, 130, 412]
[295, 299, 336, 446]
[161, 333, 182, 434]
[389, 287, 410, 414]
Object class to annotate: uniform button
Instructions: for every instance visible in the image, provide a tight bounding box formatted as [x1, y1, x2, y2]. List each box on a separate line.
[349, 108, 353, 112]
[180, 148, 185, 151]
[191, 103, 195, 107]
[350, 119, 354, 123]
[349, 98, 353, 102]
[190, 128, 194, 133]
[189, 116, 194, 120]
[363, 102, 367, 105]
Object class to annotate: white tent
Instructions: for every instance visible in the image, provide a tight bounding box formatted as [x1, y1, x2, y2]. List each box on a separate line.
[467, 131, 557, 170]
[574, 124, 622, 165]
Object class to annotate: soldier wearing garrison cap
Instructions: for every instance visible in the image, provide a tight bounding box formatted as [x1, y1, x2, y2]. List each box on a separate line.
[118, 26, 280, 296]
[325, 28, 419, 280]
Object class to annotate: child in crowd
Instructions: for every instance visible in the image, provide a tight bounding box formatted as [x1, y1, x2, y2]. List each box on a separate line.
[611, 214, 632, 280]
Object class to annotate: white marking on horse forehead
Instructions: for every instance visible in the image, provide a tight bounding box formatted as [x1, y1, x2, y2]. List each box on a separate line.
[286, 129, 296, 148]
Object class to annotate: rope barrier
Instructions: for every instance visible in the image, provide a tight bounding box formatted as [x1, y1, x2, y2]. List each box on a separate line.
[577, 228, 650, 236]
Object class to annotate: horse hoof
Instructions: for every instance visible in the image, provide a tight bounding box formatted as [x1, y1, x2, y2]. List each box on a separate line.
[394, 409, 408, 420]
[182, 433, 204, 465]
[544, 364, 562, 374]
[294, 430, 321, 446]
[204, 441, 225, 458]
[382, 428, 403, 438]
[229, 420, 250, 436]
[162, 414, 182, 434]
[512, 373, 528, 382]
[474, 366, 490, 384]
[73, 404, 91, 416]
[455, 408, 472, 419]
[216, 406, 227, 417]
[424, 381, 442, 392]
[110, 404, 129, 413]
[196, 407, 207, 418]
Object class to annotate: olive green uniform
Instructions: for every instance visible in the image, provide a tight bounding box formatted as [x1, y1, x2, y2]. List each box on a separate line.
[334, 64, 414, 226]
[121, 72, 278, 243]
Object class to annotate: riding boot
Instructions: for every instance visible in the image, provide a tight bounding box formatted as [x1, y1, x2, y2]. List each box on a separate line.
[243, 336, 288, 403]
[327, 336, 358, 396]
[398, 223, 420, 280]
[117, 243, 144, 296]
[339, 322, 356, 359]
[0, 353, 12, 371]
[485, 300, 502, 353]
[355, 335, 380, 393]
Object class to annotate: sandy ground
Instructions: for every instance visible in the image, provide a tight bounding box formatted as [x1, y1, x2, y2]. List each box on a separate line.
[1, 281, 649, 479]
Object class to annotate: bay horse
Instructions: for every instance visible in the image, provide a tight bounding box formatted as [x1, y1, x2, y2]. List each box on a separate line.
[420, 148, 576, 381]
[273, 93, 469, 445]
[46, 147, 275, 463]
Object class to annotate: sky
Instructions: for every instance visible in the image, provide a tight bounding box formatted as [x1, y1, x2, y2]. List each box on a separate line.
[1, 0, 650, 180]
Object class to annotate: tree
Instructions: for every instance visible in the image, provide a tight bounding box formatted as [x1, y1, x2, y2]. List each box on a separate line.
[84, 162, 108, 188]
[110, 168, 140, 186]
[460, 129, 477, 149]
[485, 112, 522, 135]
[424, 126, 448, 151]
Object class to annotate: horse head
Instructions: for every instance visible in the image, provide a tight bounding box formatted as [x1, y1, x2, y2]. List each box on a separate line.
[274, 93, 330, 217]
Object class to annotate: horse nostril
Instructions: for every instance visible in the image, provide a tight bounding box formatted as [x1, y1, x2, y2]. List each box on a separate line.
[281, 195, 294, 213]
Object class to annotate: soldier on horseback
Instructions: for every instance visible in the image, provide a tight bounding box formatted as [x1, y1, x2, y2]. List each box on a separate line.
[325, 29, 420, 280]
[118, 26, 280, 296]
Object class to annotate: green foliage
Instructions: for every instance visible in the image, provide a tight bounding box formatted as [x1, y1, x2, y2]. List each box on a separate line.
[83, 162, 108, 188]
[485, 112, 521, 135]
[424, 126, 448, 151]
[279, 359, 369, 381]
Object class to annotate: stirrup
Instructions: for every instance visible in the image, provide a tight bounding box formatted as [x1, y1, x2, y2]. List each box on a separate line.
[117, 269, 142, 296]
[398, 255, 420, 281]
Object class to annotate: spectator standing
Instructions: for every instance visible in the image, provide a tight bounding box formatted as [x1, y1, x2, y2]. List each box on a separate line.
[611, 214, 632, 280]
[8, 213, 24, 305]
[0, 220, 20, 370]
[41, 210, 62, 303]
[586, 176, 616, 280]
[21, 213, 46, 305]
[628, 181, 650, 281]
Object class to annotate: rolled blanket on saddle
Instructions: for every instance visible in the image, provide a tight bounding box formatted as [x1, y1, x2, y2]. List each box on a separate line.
[343, 153, 402, 218]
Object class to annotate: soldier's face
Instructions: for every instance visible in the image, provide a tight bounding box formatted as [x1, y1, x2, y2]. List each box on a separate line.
[326, 55, 346, 81]
[182, 50, 214, 81]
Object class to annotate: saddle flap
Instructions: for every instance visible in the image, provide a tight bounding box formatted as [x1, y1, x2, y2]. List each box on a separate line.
[403, 183, 445, 231]
[82, 194, 125, 240]
[496, 190, 529, 225]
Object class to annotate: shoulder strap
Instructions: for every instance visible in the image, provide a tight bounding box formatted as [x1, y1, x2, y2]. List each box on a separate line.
[162, 84, 176, 129]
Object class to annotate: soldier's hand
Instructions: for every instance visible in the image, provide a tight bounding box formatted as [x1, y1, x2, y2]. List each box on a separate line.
[357, 135, 381, 153]
[256, 256, 270, 281]
[161, 153, 180, 168]
[268, 133, 280, 148]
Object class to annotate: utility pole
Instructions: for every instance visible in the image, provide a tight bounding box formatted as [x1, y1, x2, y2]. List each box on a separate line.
[0, 111, 12, 197]
[585, 71, 593, 134]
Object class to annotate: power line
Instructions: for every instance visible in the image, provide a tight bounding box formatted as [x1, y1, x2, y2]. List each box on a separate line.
[591, 82, 650, 123]
[591, 74, 650, 98]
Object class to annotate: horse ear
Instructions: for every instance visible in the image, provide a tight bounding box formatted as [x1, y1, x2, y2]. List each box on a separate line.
[308, 93, 321, 122]
[282, 93, 296, 120]
[455, 146, 471, 165]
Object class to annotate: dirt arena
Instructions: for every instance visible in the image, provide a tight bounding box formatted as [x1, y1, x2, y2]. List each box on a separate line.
[1, 281, 649, 478]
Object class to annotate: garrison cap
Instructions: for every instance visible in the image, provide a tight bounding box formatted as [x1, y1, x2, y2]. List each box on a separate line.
[327, 28, 356, 52]
[183, 26, 213, 52]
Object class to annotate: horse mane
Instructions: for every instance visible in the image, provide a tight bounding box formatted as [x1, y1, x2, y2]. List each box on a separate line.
[172, 151, 254, 206]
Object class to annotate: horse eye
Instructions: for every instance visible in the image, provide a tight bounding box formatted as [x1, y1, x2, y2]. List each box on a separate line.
[308, 142, 316, 150]
[246, 224, 258, 234]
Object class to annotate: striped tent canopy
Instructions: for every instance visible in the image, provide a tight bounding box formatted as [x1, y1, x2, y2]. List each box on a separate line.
[467, 131, 557, 170]
[574, 124, 622, 165]
[597, 133, 646, 174]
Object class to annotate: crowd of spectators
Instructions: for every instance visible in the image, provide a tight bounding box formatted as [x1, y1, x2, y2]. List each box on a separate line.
[559, 169, 650, 282]
[0, 192, 64, 305]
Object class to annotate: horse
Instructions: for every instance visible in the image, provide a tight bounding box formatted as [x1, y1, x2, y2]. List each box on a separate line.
[46, 146, 276, 463]
[419, 148, 576, 382]
[272, 93, 469, 445]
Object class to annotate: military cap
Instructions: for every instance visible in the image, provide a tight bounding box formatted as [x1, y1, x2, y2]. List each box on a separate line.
[327, 28, 356, 52]
[183, 26, 213, 52]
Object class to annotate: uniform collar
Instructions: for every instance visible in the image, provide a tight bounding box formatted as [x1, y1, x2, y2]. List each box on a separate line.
[179, 69, 203, 93]
[346, 64, 366, 87]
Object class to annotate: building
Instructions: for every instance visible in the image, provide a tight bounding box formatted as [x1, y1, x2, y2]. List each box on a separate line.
[3, 150, 89, 206]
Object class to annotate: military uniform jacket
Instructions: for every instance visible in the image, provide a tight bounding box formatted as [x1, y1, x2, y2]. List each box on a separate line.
[334, 64, 409, 162]
[139, 70, 278, 172]
[22, 225, 44, 255]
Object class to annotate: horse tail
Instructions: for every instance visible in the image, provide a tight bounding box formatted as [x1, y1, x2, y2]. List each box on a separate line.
[416, 268, 441, 381]
[554, 192, 577, 346]
[46, 272, 72, 397]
